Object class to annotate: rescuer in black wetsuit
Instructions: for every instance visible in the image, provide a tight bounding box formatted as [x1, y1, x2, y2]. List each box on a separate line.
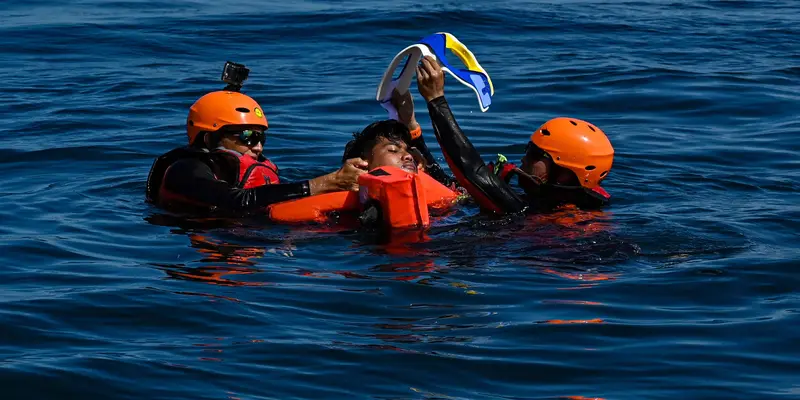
[145, 63, 365, 214]
[413, 56, 615, 215]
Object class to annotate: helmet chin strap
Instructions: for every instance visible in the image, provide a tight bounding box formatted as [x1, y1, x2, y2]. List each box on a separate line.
[525, 154, 585, 190]
[513, 167, 546, 187]
[514, 167, 584, 191]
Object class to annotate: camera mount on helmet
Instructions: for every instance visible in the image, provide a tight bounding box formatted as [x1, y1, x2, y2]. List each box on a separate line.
[221, 61, 250, 92]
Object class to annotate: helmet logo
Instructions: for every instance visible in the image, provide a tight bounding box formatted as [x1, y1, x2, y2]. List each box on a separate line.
[254, 108, 264, 118]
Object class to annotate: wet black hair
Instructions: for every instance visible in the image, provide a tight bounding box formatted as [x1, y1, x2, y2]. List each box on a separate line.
[342, 120, 412, 163]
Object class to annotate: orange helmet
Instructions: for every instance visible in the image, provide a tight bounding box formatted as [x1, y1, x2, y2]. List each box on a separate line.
[529, 117, 614, 189]
[186, 91, 268, 145]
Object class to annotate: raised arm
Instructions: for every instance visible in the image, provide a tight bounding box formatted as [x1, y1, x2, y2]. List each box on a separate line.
[416, 56, 526, 215]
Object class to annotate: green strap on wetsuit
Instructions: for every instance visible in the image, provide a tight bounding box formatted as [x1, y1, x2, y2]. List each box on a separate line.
[492, 154, 508, 177]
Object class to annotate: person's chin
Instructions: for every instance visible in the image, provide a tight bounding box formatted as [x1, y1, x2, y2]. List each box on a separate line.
[400, 163, 418, 173]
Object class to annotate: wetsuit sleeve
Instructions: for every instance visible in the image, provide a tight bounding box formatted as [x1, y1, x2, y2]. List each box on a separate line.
[426, 96, 526, 214]
[408, 134, 456, 187]
[162, 158, 311, 212]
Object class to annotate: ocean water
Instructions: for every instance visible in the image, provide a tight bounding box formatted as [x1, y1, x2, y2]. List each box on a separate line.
[1, 1, 798, 399]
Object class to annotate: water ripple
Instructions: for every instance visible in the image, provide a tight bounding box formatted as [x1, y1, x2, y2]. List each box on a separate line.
[0, 0, 798, 398]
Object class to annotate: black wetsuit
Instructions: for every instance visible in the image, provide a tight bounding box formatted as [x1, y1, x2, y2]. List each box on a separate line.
[423, 96, 609, 214]
[145, 147, 310, 213]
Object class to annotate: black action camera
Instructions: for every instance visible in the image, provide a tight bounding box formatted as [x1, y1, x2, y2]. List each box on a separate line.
[221, 61, 250, 92]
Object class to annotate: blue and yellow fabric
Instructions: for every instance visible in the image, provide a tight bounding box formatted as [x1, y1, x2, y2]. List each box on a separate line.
[377, 32, 495, 117]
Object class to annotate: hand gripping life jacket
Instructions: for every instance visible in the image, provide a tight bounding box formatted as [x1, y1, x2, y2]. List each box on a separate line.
[145, 146, 280, 206]
[268, 166, 459, 229]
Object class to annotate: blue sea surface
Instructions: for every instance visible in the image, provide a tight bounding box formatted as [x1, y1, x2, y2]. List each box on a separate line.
[1, 1, 799, 399]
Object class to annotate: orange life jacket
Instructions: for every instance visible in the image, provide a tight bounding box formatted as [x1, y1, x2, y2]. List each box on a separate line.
[268, 166, 459, 229]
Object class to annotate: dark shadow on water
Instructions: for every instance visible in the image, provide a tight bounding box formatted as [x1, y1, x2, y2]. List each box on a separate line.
[143, 204, 650, 287]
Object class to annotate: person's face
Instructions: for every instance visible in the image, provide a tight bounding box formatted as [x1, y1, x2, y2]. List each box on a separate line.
[519, 152, 579, 192]
[521, 153, 548, 182]
[214, 126, 266, 160]
[367, 137, 418, 173]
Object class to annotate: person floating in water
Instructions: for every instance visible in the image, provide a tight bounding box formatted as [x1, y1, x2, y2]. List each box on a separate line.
[413, 55, 614, 214]
[145, 62, 365, 214]
[265, 84, 464, 229]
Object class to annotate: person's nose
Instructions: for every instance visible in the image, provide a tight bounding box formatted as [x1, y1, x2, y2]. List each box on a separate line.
[252, 141, 263, 153]
[401, 151, 413, 162]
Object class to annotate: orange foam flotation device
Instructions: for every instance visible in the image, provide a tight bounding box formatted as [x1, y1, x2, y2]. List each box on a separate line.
[268, 166, 458, 228]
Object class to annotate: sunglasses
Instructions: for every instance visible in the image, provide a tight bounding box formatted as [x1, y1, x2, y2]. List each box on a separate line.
[221, 128, 266, 147]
